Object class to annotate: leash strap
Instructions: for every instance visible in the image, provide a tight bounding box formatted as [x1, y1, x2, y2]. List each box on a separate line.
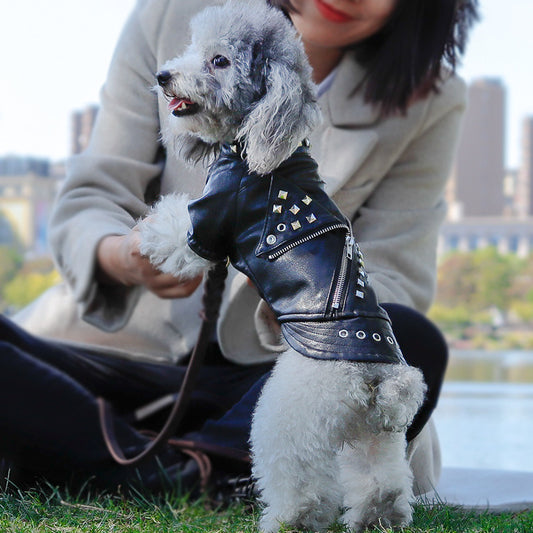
[97, 261, 228, 466]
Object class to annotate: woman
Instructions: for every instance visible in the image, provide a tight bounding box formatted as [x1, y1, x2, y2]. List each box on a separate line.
[6, 0, 477, 496]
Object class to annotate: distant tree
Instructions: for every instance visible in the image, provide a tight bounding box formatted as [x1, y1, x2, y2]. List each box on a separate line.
[1, 255, 60, 311]
[435, 251, 478, 307]
[0, 245, 23, 287]
[469, 247, 519, 313]
[435, 248, 520, 314]
[432, 249, 532, 346]
[510, 301, 533, 323]
[2, 270, 60, 310]
[428, 303, 472, 327]
[0, 211, 21, 249]
[508, 253, 533, 303]
[507, 254, 533, 323]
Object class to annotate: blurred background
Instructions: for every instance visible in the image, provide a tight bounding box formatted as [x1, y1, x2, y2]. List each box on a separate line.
[1, 0, 532, 474]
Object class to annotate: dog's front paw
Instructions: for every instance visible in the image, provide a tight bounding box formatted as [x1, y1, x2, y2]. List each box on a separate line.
[138, 193, 211, 278]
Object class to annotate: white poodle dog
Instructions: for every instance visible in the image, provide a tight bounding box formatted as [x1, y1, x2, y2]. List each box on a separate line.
[138, 1, 427, 531]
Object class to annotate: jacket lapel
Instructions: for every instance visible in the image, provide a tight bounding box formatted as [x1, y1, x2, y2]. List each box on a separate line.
[314, 127, 378, 196]
[312, 52, 380, 196]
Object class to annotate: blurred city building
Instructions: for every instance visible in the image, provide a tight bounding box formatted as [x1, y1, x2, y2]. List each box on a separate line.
[448, 78, 506, 218]
[439, 217, 533, 257]
[516, 116, 533, 218]
[71, 104, 98, 155]
[503, 168, 520, 218]
[0, 103, 96, 256]
[441, 78, 533, 257]
[0, 156, 62, 254]
[0, 155, 50, 178]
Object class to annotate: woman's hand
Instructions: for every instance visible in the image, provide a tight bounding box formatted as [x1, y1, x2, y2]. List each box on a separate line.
[96, 228, 203, 298]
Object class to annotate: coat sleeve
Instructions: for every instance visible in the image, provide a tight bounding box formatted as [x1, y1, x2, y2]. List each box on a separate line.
[351, 76, 467, 313]
[48, 0, 171, 332]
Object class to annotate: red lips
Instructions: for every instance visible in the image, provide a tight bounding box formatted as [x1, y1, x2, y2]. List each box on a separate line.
[314, 0, 353, 23]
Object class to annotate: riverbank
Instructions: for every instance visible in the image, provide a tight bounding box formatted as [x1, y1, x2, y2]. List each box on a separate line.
[441, 324, 533, 352]
[446, 348, 533, 382]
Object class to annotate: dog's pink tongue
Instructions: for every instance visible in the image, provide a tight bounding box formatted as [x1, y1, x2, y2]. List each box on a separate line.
[169, 97, 193, 113]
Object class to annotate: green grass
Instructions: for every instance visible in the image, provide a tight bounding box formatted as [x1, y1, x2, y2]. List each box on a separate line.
[0, 486, 532, 533]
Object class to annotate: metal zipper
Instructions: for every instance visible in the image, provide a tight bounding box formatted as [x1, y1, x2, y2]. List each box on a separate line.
[331, 232, 355, 311]
[267, 223, 348, 260]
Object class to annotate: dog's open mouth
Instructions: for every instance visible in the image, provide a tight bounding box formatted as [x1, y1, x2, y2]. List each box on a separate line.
[169, 97, 200, 117]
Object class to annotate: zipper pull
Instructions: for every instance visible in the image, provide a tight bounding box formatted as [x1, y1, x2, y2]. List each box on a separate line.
[346, 234, 355, 260]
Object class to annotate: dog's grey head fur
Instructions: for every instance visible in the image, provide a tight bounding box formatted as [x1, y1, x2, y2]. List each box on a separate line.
[157, 0, 322, 175]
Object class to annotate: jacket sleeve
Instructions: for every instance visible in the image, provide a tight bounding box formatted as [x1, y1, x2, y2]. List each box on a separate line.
[187, 166, 241, 262]
[48, 0, 171, 332]
[351, 76, 467, 313]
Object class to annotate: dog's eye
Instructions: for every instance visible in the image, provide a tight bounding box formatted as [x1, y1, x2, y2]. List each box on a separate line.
[211, 55, 230, 69]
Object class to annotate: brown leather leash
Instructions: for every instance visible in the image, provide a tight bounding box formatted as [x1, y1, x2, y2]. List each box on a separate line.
[97, 261, 228, 466]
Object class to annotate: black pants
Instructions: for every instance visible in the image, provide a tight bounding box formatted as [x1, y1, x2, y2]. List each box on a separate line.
[0, 303, 446, 489]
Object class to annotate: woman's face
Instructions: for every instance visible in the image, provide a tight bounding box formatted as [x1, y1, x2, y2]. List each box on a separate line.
[289, 0, 398, 51]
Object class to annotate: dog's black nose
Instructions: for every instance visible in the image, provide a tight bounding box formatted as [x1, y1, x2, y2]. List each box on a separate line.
[156, 70, 172, 87]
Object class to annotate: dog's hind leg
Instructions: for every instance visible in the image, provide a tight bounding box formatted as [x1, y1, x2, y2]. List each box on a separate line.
[251, 350, 344, 532]
[256, 452, 341, 533]
[338, 430, 414, 532]
[337, 364, 425, 531]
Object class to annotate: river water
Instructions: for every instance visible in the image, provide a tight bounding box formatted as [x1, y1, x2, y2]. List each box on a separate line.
[435, 350, 533, 472]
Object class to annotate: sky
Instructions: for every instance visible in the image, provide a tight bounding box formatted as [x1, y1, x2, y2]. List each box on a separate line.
[1, 0, 532, 168]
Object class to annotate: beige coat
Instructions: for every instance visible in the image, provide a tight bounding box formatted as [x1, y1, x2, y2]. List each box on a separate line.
[16, 0, 466, 366]
[13, 0, 465, 494]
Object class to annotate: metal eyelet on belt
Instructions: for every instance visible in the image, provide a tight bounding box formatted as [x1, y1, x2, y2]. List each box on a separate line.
[372, 333, 382, 342]
[338, 329, 349, 338]
[356, 331, 366, 340]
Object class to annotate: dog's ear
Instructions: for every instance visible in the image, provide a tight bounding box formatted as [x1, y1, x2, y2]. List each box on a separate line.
[249, 40, 269, 100]
[237, 52, 322, 175]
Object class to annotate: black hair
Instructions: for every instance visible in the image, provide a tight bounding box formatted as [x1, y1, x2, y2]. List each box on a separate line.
[267, 0, 479, 114]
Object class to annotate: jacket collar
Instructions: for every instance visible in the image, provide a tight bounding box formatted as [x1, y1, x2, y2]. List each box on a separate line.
[226, 138, 311, 161]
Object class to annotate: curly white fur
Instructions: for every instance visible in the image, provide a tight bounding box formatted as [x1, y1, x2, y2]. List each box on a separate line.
[251, 350, 426, 532]
[138, 193, 213, 278]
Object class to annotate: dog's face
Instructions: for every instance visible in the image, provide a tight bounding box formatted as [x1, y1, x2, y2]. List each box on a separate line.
[157, 27, 265, 144]
[156, 0, 322, 175]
